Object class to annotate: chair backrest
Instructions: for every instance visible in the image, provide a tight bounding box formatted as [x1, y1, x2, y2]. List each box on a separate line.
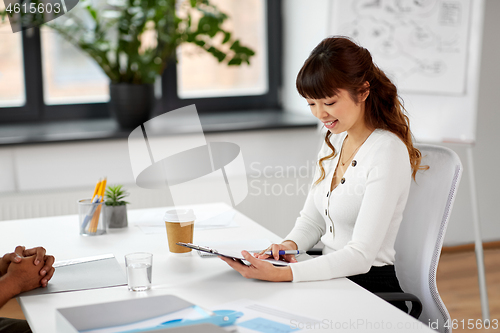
[395, 144, 462, 333]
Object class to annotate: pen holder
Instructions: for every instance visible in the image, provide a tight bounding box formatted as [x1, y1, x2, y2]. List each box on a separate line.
[78, 199, 106, 236]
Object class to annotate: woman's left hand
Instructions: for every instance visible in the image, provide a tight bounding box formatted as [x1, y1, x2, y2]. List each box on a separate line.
[219, 250, 293, 282]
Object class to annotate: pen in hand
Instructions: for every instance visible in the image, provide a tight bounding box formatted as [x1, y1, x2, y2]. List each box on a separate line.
[264, 250, 304, 256]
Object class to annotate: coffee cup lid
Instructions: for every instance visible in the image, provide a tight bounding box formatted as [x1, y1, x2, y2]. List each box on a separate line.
[164, 209, 196, 223]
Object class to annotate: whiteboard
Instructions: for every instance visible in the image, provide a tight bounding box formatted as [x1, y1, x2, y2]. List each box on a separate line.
[328, 0, 484, 144]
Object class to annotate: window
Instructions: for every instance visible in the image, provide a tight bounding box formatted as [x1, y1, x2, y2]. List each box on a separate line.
[177, 0, 268, 99]
[0, 0, 282, 124]
[0, 1, 25, 107]
[163, 0, 281, 113]
[40, 26, 110, 105]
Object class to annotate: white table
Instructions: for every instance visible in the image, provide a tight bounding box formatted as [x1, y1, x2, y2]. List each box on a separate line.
[0, 205, 434, 332]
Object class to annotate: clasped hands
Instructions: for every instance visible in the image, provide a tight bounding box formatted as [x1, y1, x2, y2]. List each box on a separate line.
[219, 240, 297, 282]
[0, 246, 55, 294]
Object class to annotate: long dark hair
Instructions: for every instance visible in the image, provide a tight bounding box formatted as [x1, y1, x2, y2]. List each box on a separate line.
[296, 36, 426, 184]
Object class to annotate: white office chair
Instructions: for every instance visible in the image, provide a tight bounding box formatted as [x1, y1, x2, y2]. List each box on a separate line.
[385, 144, 463, 333]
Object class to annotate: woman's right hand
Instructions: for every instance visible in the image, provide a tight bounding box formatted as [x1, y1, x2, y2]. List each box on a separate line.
[255, 240, 298, 263]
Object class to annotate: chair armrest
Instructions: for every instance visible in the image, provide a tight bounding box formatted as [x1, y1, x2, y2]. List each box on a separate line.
[374, 292, 422, 319]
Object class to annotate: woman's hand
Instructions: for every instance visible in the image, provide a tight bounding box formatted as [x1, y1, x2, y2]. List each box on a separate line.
[219, 251, 293, 282]
[255, 240, 299, 263]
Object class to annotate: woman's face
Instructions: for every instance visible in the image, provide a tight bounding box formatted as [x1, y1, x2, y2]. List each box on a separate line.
[306, 88, 368, 135]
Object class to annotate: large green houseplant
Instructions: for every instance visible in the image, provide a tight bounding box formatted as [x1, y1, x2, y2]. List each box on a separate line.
[1, 0, 255, 128]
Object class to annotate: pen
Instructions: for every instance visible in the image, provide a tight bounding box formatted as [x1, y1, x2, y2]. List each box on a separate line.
[89, 177, 106, 233]
[91, 179, 101, 202]
[264, 250, 304, 256]
[80, 195, 101, 233]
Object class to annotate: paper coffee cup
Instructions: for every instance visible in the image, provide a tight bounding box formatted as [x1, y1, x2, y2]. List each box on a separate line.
[164, 209, 196, 253]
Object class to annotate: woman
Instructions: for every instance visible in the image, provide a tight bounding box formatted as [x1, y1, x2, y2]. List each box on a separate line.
[220, 37, 425, 311]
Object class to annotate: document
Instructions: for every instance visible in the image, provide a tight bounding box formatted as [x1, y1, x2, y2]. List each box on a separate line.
[19, 254, 126, 296]
[177, 242, 292, 266]
[183, 239, 313, 266]
[194, 239, 273, 258]
[80, 305, 215, 333]
[133, 203, 238, 234]
[212, 299, 321, 333]
[57, 294, 230, 333]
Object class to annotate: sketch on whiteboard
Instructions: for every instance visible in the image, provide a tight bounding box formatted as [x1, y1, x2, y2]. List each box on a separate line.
[331, 0, 471, 95]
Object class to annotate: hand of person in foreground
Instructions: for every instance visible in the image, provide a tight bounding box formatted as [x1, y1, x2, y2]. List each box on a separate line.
[6, 256, 46, 293]
[255, 240, 299, 263]
[0, 255, 46, 308]
[219, 250, 293, 282]
[0, 246, 55, 287]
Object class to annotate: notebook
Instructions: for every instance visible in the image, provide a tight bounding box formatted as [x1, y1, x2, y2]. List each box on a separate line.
[19, 254, 127, 296]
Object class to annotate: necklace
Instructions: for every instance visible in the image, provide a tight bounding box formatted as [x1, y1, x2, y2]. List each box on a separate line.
[339, 134, 370, 166]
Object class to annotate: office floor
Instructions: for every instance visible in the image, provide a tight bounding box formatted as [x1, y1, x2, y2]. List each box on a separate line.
[436, 248, 500, 332]
[1, 249, 498, 332]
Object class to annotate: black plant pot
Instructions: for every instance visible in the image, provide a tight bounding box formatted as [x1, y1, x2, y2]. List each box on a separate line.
[109, 83, 155, 129]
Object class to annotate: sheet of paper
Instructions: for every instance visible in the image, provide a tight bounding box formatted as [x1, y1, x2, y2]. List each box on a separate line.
[19, 255, 126, 296]
[81, 305, 212, 333]
[216, 250, 291, 267]
[212, 299, 321, 333]
[195, 239, 273, 257]
[179, 241, 291, 266]
[133, 204, 238, 234]
[239, 317, 300, 333]
[193, 239, 313, 267]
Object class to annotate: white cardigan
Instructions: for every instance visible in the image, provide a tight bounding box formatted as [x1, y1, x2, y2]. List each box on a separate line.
[285, 129, 411, 282]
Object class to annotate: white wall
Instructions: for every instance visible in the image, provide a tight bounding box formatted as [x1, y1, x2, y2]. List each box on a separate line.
[282, 0, 500, 246]
[0, 128, 320, 239]
[466, 0, 500, 244]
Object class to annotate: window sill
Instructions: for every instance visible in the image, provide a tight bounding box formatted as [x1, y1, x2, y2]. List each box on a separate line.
[0, 109, 317, 146]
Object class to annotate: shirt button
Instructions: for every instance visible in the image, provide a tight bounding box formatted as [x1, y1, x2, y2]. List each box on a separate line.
[341, 178, 345, 184]
[326, 192, 329, 197]
[352, 160, 357, 167]
[325, 209, 328, 216]
[330, 226, 333, 233]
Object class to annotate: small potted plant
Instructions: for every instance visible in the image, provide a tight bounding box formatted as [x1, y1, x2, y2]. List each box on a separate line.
[103, 185, 130, 228]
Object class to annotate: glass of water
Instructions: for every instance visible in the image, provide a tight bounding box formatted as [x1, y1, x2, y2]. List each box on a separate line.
[124, 253, 152, 291]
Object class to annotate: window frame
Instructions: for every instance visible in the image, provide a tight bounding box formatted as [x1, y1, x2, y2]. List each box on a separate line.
[162, 0, 282, 114]
[0, 29, 41, 123]
[0, 0, 282, 124]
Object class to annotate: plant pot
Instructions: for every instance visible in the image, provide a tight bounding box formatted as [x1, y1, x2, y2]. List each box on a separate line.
[109, 83, 155, 129]
[103, 205, 128, 228]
